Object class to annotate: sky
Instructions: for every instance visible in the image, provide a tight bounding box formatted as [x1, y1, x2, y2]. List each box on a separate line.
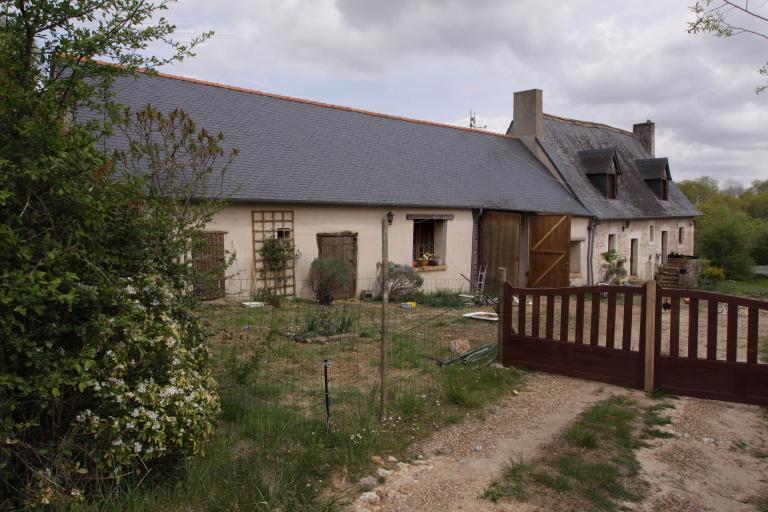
[156, 0, 767, 186]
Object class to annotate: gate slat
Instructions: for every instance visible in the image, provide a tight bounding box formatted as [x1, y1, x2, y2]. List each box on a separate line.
[606, 292, 617, 349]
[590, 293, 600, 346]
[688, 298, 699, 359]
[560, 294, 570, 342]
[518, 293, 527, 337]
[726, 304, 738, 362]
[546, 295, 555, 340]
[707, 300, 718, 361]
[575, 293, 585, 344]
[670, 296, 680, 357]
[747, 307, 759, 364]
[532, 295, 540, 338]
[622, 292, 633, 350]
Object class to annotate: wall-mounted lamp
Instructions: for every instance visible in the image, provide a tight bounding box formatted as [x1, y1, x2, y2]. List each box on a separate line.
[386, 210, 394, 226]
[624, 220, 630, 229]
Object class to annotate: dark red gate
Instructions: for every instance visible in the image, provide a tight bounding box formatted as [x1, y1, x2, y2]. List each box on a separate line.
[501, 282, 768, 405]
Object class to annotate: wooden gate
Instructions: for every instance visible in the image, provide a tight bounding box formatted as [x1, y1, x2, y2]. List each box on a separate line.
[528, 214, 570, 287]
[478, 211, 521, 289]
[501, 283, 646, 389]
[193, 231, 226, 300]
[317, 233, 357, 299]
[501, 282, 768, 405]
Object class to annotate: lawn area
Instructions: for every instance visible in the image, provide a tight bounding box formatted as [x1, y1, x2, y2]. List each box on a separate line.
[76, 297, 521, 511]
[703, 272, 768, 299]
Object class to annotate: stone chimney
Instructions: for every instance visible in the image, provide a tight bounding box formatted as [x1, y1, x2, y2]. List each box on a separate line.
[511, 89, 544, 142]
[633, 120, 655, 157]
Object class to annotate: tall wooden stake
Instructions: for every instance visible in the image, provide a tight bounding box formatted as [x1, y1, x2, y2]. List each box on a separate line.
[380, 216, 389, 419]
[497, 267, 507, 364]
[644, 280, 657, 394]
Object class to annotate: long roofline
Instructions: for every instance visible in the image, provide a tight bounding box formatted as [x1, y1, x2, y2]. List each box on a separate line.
[543, 113, 639, 138]
[95, 60, 514, 140]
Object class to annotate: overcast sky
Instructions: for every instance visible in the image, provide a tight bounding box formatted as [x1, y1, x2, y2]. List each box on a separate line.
[158, 0, 767, 186]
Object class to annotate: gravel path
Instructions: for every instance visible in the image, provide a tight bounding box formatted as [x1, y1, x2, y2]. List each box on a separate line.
[349, 372, 613, 512]
[348, 373, 768, 512]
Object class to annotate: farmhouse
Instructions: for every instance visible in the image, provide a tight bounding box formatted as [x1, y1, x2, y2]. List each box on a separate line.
[93, 71, 697, 297]
[508, 89, 699, 285]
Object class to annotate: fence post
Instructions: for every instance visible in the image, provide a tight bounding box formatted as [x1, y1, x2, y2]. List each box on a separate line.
[380, 215, 389, 419]
[644, 281, 657, 394]
[497, 267, 507, 364]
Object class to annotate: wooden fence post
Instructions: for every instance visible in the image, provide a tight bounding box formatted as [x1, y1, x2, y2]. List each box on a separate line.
[497, 267, 507, 364]
[644, 280, 657, 394]
[380, 216, 389, 419]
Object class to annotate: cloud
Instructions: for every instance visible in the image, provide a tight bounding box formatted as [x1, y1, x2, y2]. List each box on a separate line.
[157, 0, 767, 185]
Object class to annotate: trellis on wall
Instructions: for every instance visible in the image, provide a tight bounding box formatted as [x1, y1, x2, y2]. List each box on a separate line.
[252, 210, 296, 296]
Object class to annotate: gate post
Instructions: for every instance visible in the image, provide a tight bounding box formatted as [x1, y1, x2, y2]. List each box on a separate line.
[644, 281, 657, 394]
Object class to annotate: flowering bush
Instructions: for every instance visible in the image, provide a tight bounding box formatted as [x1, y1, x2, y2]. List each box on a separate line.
[2, 276, 220, 508]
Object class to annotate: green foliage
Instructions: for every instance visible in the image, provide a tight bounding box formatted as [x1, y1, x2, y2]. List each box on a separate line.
[300, 307, 357, 336]
[677, 176, 720, 206]
[700, 258, 726, 283]
[400, 290, 466, 308]
[308, 257, 352, 305]
[259, 238, 299, 302]
[0, 2, 222, 507]
[696, 203, 754, 278]
[752, 220, 768, 265]
[600, 249, 628, 284]
[376, 261, 424, 298]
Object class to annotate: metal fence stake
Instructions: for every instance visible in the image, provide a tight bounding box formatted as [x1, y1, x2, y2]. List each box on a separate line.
[322, 359, 332, 433]
[380, 215, 389, 420]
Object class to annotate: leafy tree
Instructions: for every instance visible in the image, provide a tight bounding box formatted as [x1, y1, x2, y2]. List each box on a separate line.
[0, 1, 227, 508]
[677, 176, 720, 206]
[308, 257, 352, 305]
[751, 219, 768, 264]
[688, 0, 768, 93]
[695, 203, 754, 278]
[741, 179, 768, 219]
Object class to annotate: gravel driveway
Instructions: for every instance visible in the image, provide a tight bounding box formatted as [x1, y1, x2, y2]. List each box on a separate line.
[347, 372, 768, 512]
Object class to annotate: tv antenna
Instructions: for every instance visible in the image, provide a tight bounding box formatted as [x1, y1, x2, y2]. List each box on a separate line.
[469, 108, 486, 129]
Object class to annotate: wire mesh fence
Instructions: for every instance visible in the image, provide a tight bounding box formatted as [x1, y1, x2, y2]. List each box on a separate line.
[199, 277, 503, 433]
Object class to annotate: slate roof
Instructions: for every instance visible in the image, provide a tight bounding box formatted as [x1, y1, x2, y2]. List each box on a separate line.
[82, 71, 588, 216]
[537, 115, 699, 220]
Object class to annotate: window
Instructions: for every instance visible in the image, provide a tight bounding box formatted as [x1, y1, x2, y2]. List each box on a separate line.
[607, 173, 617, 199]
[608, 234, 616, 252]
[649, 225, 655, 243]
[570, 241, 582, 275]
[412, 219, 447, 265]
[679, 227, 685, 245]
[276, 228, 291, 239]
[661, 180, 669, 201]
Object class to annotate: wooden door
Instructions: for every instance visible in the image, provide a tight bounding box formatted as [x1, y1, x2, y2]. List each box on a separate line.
[193, 231, 226, 300]
[318, 233, 357, 299]
[479, 211, 521, 290]
[661, 231, 668, 264]
[630, 238, 639, 276]
[529, 214, 571, 287]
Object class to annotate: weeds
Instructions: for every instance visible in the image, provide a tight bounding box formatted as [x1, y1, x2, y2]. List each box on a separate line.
[301, 307, 357, 336]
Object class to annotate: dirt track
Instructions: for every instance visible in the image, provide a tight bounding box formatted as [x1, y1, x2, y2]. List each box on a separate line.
[347, 373, 768, 512]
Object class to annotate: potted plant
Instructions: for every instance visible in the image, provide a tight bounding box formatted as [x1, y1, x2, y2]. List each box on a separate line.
[420, 252, 434, 268]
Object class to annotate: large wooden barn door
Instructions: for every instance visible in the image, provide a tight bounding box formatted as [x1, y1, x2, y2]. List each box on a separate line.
[318, 233, 357, 299]
[529, 214, 571, 287]
[479, 211, 521, 290]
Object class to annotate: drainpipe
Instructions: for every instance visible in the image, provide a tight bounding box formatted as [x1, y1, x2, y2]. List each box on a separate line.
[587, 217, 598, 285]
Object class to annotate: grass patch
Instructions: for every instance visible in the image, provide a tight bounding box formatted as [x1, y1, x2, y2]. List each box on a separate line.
[483, 395, 648, 511]
[643, 404, 675, 439]
[704, 273, 768, 299]
[300, 306, 358, 336]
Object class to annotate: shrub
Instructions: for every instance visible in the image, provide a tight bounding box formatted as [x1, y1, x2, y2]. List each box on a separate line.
[376, 262, 424, 298]
[308, 258, 352, 305]
[600, 250, 628, 284]
[695, 203, 754, 279]
[700, 258, 726, 284]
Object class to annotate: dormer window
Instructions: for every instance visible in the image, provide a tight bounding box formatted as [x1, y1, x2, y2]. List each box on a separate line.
[636, 158, 671, 201]
[578, 148, 621, 199]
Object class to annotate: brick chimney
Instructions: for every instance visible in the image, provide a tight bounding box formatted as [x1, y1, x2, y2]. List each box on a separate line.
[511, 89, 544, 143]
[633, 120, 655, 157]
